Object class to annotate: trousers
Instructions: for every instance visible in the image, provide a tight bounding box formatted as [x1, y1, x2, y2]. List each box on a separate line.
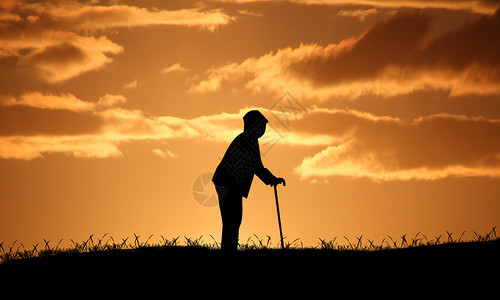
[215, 185, 242, 253]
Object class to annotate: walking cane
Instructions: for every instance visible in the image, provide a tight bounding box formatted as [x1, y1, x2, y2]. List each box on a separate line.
[274, 183, 285, 250]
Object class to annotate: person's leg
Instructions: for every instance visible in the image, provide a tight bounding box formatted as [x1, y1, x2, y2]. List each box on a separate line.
[225, 195, 242, 252]
[216, 186, 242, 253]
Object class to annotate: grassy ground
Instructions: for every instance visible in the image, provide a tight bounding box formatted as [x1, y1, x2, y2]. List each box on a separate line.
[1, 230, 498, 291]
[2, 228, 498, 267]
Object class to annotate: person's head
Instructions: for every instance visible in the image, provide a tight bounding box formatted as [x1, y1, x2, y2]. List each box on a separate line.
[243, 110, 268, 138]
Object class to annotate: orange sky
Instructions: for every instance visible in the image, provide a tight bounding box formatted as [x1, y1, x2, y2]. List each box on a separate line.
[1, 0, 499, 248]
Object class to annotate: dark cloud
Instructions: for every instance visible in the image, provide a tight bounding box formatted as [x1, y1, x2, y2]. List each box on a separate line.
[289, 8, 500, 87]
[293, 109, 500, 180]
[357, 114, 500, 170]
[21, 43, 86, 66]
[291, 11, 432, 85]
[416, 8, 500, 73]
[0, 105, 104, 136]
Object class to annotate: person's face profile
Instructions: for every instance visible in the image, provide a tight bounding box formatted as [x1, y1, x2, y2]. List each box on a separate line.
[256, 123, 266, 138]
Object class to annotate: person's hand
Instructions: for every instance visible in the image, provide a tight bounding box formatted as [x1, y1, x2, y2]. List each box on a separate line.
[273, 177, 286, 187]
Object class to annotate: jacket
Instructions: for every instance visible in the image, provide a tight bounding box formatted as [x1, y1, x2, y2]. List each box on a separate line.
[212, 132, 276, 198]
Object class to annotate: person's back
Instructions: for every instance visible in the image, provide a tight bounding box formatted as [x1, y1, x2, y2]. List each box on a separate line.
[212, 110, 285, 252]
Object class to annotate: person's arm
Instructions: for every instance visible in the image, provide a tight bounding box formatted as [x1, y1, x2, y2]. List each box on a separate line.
[248, 137, 285, 186]
[255, 163, 276, 185]
[255, 162, 286, 186]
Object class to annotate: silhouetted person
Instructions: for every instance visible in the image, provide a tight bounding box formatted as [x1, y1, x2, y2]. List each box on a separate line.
[212, 110, 285, 253]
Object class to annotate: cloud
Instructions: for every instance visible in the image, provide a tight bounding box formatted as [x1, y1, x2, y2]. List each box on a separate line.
[295, 140, 500, 181]
[13, 0, 233, 32]
[189, 46, 318, 94]
[237, 9, 264, 17]
[124, 79, 141, 90]
[293, 109, 500, 181]
[0, 1, 232, 82]
[0, 92, 145, 159]
[152, 148, 178, 159]
[325, 1, 500, 15]
[1, 92, 126, 111]
[17, 41, 122, 82]
[191, 9, 500, 99]
[338, 8, 379, 21]
[0, 92, 224, 158]
[0, 92, 332, 159]
[35, 2, 233, 31]
[2, 92, 498, 182]
[291, 11, 432, 85]
[0, 105, 104, 136]
[0, 92, 128, 158]
[160, 63, 189, 74]
[0, 136, 123, 160]
[208, 0, 500, 15]
[96, 94, 127, 108]
[290, 9, 500, 96]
